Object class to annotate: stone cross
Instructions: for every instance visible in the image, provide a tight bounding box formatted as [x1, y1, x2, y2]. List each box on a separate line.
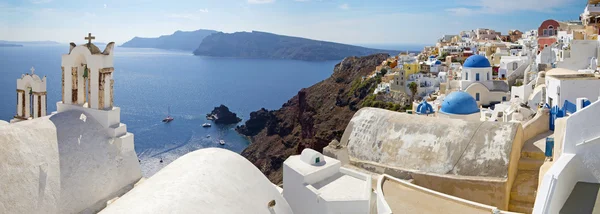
[85, 33, 95, 45]
[30, 67, 35, 75]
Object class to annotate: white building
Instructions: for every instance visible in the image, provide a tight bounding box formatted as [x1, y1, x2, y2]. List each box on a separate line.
[12, 67, 47, 122]
[498, 56, 529, 79]
[556, 40, 599, 71]
[475, 28, 500, 41]
[374, 82, 391, 94]
[406, 73, 440, 97]
[424, 57, 444, 73]
[283, 149, 372, 214]
[545, 68, 600, 110]
[537, 46, 558, 68]
[557, 30, 574, 45]
[460, 55, 511, 107]
[0, 37, 142, 214]
[533, 96, 600, 214]
[480, 100, 535, 122]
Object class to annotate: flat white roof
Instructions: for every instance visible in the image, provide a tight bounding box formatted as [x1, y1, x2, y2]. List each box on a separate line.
[312, 173, 367, 201]
[284, 155, 340, 177]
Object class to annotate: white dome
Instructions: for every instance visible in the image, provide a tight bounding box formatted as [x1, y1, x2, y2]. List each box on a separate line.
[100, 148, 293, 214]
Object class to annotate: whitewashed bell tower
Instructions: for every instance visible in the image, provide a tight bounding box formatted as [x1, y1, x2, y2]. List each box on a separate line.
[57, 34, 127, 130]
[56, 34, 135, 155]
[60, 33, 115, 110]
[12, 67, 47, 123]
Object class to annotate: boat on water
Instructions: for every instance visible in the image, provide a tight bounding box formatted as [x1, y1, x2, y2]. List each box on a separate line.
[162, 116, 173, 123]
[219, 140, 225, 145]
[202, 123, 212, 127]
[206, 135, 211, 138]
[162, 106, 174, 123]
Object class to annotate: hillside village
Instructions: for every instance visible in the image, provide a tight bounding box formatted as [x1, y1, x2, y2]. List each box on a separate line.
[3, 1, 600, 214]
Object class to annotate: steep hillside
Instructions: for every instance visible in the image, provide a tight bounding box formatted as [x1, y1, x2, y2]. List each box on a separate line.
[121, 29, 218, 51]
[194, 31, 399, 61]
[236, 53, 392, 184]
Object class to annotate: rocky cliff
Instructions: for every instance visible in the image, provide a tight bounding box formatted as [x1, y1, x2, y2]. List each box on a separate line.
[194, 31, 399, 61]
[237, 53, 390, 184]
[121, 29, 218, 51]
[207, 105, 242, 125]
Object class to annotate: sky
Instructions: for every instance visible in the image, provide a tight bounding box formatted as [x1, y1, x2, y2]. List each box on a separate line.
[0, 0, 588, 45]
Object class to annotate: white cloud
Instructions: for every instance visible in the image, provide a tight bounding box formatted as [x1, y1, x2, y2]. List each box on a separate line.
[339, 3, 349, 10]
[199, 8, 209, 13]
[104, 4, 107, 9]
[248, 0, 275, 4]
[447, 0, 576, 15]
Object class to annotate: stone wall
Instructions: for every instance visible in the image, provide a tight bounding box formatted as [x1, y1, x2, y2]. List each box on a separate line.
[522, 108, 550, 143]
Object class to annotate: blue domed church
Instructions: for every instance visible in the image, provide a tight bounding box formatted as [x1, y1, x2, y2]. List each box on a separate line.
[458, 55, 510, 107]
[438, 91, 481, 121]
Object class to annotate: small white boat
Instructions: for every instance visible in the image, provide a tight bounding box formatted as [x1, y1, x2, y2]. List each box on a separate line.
[202, 123, 212, 127]
[206, 135, 211, 138]
[162, 106, 174, 123]
[219, 140, 225, 145]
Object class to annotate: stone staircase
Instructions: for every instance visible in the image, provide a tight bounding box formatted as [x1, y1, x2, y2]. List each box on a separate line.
[508, 140, 546, 214]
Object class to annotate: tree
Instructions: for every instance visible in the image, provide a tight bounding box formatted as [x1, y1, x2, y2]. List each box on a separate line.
[438, 52, 449, 61]
[408, 82, 418, 102]
[380, 68, 388, 76]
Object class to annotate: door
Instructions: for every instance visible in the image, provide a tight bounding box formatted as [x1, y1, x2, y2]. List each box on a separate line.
[550, 106, 564, 131]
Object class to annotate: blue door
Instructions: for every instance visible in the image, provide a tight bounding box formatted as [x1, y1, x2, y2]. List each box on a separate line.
[550, 106, 564, 131]
[476, 73, 480, 81]
[583, 99, 592, 108]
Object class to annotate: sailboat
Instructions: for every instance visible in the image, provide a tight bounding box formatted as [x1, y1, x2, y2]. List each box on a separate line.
[162, 106, 174, 123]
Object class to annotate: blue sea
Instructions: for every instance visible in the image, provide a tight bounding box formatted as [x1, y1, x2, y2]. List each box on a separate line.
[0, 45, 338, 176]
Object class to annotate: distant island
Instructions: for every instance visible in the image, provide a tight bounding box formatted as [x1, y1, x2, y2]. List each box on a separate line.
[0, 40, 60, 45]
[120, 29, 218, 51]
[193, 31, 400, 61]
[0, 43, 23, 47]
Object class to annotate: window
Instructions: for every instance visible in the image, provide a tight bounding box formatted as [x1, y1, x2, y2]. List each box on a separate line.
[476, 93, 480, 101]
[502, 96, 507, 101]
[476, 73, 480, 81]
[487, 72, 490, 80]
[466, 72, 469, 80]
[315, 157, 320, 163]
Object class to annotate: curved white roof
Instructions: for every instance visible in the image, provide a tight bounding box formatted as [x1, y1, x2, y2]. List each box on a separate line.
[100, 148, 293, 214]
[49, 110, 142, 213]
[0, 117, 61, 214]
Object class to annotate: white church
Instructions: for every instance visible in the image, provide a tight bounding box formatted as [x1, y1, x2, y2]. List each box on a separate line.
[0, 35, 374, 214]
[459, 55, 511, 107]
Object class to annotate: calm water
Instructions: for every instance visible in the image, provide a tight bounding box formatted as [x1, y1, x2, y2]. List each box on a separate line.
[0, 45, 337, 176]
